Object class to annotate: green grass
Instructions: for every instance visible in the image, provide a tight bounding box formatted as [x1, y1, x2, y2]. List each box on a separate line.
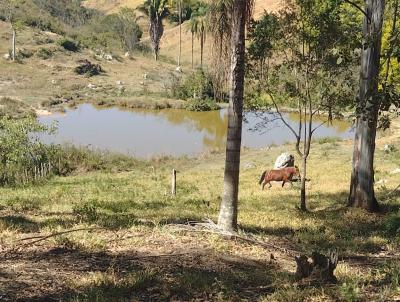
[0, 124, 400, 301]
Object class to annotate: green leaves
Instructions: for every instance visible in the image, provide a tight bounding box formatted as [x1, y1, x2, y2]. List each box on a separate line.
[0, 116, 56, 186]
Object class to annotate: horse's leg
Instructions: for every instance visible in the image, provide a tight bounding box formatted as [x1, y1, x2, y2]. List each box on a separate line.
[261, 181, 266, 191]
[282, 181, 286, 188]
[268, 182, 272, 189]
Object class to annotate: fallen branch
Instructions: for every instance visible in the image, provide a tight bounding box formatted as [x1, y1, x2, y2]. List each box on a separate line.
[387, 184, 400, 197]
[167, 219, 303, 257]
[18, 227, 106, 247]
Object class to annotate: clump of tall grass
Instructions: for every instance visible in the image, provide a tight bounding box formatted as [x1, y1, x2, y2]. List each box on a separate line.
[0, 97, 35, 119]
[53, 144, 142, 175]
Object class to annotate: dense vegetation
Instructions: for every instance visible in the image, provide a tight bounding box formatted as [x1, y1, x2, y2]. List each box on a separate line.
[0, 0, 145, 52]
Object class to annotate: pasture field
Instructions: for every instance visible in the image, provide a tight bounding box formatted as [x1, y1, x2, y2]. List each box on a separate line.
[1, 120, 399, 301]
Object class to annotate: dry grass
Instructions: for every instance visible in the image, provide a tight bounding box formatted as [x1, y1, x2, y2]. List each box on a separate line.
[82, 0, 284, 67]
[0, 121, 399, 301]
[83, 0, 145, 13]
[0, 21, 184, 112]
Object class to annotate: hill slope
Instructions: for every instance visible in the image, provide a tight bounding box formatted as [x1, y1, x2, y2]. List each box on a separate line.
[0, 0, 284, 112]
[83, 0, 283, 15]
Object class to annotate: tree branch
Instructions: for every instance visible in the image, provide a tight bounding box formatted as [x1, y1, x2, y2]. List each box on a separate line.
[267, 92, 300, 141]
[18, 227, 106, 247]
[311, 121, 328, 135]
[342, 0, 370, 22]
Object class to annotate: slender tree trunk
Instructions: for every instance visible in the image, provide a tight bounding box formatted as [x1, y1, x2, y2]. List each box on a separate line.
[12, 27, 16, 61]
[300, 156, 307, 211]
[150, 16, 163, 61]
[178, 0, 182, 67]
[191, 31, 194, 69]
[348, 0, 385, 212]
[200, 31, 204, 69]
[218, 0, 246, 232]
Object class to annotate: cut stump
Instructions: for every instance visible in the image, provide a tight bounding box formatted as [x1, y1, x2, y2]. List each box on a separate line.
[295, 251, 338, 283]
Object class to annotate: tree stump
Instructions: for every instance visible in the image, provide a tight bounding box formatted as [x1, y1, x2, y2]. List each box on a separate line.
[295, 250, 338, 283]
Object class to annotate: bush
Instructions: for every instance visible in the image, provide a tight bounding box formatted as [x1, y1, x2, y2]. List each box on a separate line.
[383, 213, 400, 237]
[0, 116, 140, 186]
[18, 48, 34, 59]
[185, 98, 220, 112]
[58, 38, 80, 52]
[0, 116, 56, 186]
[103, 8, 143, 52]
[74, 59, 104, 77]
[36, 47, 55, 59]
[73, 201, 99, 223]
[173, 70, 214, 100]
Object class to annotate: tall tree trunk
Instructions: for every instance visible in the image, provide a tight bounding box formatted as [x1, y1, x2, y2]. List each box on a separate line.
[348, 0, 385, 212]
[300, 156, 307, 211]
[200, 31, 204, 69]
[150, 16, 164, 61]
[218, 0, 246, 232]
[178, 0, 182, 67]
[191, 32, 194, 69]
[12, 27, 16, 61]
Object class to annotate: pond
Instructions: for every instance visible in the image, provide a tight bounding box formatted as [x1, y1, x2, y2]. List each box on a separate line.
[38, 104, 353, 158]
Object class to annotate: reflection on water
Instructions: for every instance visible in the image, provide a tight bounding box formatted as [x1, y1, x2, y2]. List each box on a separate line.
[38, 104, 353, 158]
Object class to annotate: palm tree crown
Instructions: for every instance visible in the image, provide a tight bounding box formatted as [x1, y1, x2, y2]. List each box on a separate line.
[139, 0, 170, 60]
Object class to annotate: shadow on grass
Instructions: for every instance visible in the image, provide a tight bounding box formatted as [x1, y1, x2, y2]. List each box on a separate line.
[241, 190, 400, 255]
[0, 215, 40, 233]
[2, 247, 282, 302]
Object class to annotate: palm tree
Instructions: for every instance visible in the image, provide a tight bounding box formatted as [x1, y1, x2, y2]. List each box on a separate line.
[139, 0, 169, 61]
[210, 0, 253, 232]
[207, 0, 234, 103]
[189, 4, 207, 68]
[189, 17, 195, 69]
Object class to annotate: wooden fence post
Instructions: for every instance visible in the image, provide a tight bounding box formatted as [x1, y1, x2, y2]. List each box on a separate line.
[172, 169, 177, 196]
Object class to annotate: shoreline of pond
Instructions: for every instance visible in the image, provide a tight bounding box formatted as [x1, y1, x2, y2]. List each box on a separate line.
[37, 103, 354, 159]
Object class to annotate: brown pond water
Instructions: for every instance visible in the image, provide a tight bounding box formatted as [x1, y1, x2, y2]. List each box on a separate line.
[38, 104, 353, 158]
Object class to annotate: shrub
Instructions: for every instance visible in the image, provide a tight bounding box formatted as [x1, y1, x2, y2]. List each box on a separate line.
[18, 48, 34, 59]
[73, 201, 99, 223]
[0, 116, 56, 186]
[74, 59, 104, 77]
[103, 8, 143, 52]
[36, 47, 54, 59]
[58, 38, 80, 52]
[185, 98, 220, 112]
[383, 213, 400, 237]
[173, 70, 214, 100]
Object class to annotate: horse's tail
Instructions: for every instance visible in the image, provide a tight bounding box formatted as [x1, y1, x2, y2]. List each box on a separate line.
[259, 170, 267, 185]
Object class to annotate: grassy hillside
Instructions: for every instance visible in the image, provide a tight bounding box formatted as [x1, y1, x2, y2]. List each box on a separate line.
[0, 0, 286, 113]
[83, 0, 144, 13]
[0, 20, 186, 113]
[82, 0, 284, 66]
[1, 120, 399, 301]
[83, 0, 282, 15]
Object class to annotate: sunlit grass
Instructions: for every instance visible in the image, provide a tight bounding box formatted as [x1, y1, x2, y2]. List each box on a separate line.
[1, 131, 399, 301]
